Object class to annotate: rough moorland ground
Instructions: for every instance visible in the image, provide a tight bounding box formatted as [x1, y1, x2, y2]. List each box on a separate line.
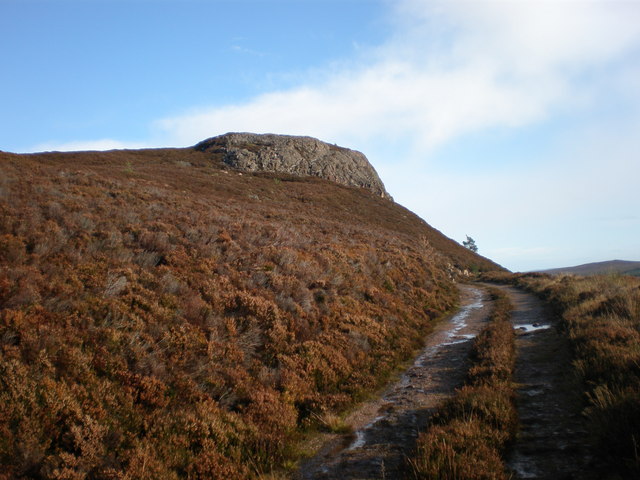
[0, 145, 499, 479]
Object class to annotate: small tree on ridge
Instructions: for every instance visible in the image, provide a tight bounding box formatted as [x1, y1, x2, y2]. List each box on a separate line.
[463, 235, 478, 253]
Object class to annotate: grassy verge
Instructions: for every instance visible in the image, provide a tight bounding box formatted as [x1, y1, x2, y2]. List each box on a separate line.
[409, 287, 517, 480]
[482, 271, 640, 478]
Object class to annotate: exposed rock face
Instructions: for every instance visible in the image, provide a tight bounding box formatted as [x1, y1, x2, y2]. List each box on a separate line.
[194, 132, 390, 199]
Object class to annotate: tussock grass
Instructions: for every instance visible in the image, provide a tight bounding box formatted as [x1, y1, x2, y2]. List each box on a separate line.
[410, 288, 516, 480]
[483, 271, 640, 477]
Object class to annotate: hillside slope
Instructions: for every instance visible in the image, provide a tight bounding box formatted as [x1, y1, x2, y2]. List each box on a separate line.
[0, 141, 501, 478]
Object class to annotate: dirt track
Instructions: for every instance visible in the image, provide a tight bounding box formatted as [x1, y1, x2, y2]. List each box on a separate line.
[295, 285, 492, 480]
[295, 284, 596, 480]
[496, 285, 592, 479]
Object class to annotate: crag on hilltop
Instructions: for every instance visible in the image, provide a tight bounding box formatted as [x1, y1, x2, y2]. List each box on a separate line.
[195, 132, 391, 199]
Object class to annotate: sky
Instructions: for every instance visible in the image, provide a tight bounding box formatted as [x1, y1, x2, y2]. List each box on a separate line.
[2, 0, 639, 272]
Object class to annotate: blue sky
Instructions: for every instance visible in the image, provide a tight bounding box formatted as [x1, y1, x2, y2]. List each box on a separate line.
[2, 0, 639, 271]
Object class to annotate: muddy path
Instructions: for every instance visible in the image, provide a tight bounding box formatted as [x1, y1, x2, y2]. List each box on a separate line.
[294, 285, 493, 480]
[494, 285, 592, 479]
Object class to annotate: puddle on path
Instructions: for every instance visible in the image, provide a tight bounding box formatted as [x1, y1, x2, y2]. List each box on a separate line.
[296, 285, 491, 480]
[432, 291, 484, 347]
[348, 416, 385, 450]
[515, 323, 551, 333]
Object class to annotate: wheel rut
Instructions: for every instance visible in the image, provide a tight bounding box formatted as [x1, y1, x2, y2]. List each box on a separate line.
[494, 285, 592, 480]
[295, 285, 493, 480]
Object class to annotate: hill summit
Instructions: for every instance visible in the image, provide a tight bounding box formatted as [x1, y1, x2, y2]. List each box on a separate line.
[195, 132, 391, 199]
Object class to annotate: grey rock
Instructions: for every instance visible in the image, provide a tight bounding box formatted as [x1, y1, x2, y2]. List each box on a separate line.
[194, 132, 391, 199]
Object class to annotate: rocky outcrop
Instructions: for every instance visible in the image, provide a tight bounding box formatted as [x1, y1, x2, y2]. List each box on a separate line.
[194, 133, 390, 199]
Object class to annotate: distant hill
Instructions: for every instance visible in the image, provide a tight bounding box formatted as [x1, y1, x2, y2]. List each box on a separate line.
[540, 260, 640, 277]
[0, 135, 502, 478]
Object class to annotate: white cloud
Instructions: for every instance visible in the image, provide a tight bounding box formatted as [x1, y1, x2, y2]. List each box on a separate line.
[156, 0, 640, 155]
[155, 48, 558, 152]
[401, 0, 640, 73]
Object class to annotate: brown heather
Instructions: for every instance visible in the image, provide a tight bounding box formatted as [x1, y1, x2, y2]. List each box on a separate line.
[411, 288, 517, 480]
[483, 271, 640, 478]
[0, 147, 500, 479]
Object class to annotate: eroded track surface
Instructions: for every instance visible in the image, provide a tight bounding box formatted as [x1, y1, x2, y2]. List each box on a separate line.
[296, 285, 492, 480]
[497, 286, 592, 479]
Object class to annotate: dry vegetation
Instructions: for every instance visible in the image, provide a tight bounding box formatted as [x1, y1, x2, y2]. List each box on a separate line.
[483, 271, 640, 478]
[0, 147, 500, 479]
[410, 288, 517, 480]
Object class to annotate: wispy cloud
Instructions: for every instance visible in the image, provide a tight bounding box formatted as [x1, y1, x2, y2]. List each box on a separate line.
[31, 139, 151, 153]
[231, 44, 267, 57]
